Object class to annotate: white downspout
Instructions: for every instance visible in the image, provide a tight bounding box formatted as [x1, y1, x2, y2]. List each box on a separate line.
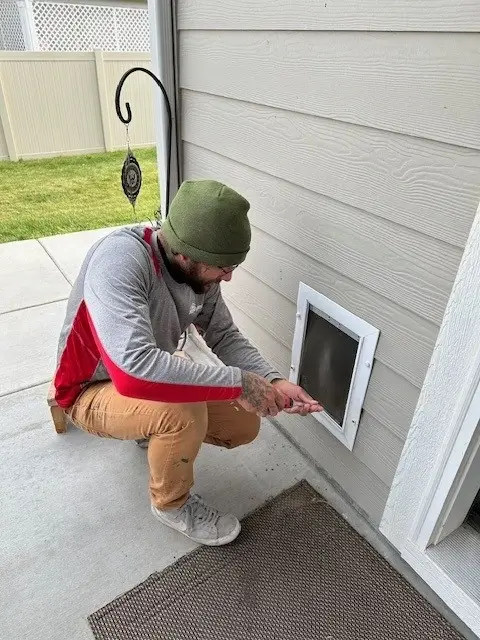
[147, 0, 180, 223]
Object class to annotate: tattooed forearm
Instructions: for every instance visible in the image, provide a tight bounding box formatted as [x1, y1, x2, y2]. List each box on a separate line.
[240, 371, 273, 413]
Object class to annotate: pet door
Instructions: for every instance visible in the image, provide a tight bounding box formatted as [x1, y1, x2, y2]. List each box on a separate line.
[290, 283, 379, 450]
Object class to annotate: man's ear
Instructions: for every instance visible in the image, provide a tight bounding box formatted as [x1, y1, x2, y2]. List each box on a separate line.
[176, 253, 190, 266]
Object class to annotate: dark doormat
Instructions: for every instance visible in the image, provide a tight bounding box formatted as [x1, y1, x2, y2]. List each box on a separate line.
[88, 481, 465, 640]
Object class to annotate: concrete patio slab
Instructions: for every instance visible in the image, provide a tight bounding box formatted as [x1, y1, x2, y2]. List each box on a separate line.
[0, 239, 71, 313]
[39, 225, 128, 285]
[0, 382, 311, 640]
[0, 300, 67, 396]
[1, 381, 50, 441]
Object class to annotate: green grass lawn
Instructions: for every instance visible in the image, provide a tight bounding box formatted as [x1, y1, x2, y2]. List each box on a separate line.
[0, 148, 160, 243]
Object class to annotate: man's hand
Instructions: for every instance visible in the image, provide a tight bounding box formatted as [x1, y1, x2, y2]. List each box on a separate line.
[238, 371, 290, 418]
[271, 379, 323, 416]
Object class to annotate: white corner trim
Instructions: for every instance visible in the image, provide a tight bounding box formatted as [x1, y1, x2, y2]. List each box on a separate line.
[380, 203, 480, 635]
[416, 393, 480, 549]
[289, 282, 379, 450]
[380, 202, 480, 550]
[402, 539, 480, 637]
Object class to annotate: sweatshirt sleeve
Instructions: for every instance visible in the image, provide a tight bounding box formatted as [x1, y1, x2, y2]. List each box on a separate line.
[83, 235, 243, 403]
[195, 283, 284, 383]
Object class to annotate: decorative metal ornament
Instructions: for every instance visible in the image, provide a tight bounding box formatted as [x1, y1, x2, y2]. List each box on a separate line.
[115, 67, 174, 219]
[121, 149, 142, 207]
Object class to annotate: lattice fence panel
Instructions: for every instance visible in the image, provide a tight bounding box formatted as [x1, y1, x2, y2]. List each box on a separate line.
[32, 2, 150, 52]
[0, 0, 26, 51]
[115, 7, 150, 52]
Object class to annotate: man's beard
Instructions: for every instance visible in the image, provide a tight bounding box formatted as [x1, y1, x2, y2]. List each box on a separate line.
[167, 259, 216, 295]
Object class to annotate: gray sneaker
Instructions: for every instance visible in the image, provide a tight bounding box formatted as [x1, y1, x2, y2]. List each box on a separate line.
[151, 494, 241, 546]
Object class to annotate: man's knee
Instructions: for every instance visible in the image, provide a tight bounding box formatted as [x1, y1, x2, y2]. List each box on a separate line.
[229, 414, 260, 448]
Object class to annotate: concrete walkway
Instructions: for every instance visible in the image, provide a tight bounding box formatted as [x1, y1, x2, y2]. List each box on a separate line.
[0, 226, 317, 640]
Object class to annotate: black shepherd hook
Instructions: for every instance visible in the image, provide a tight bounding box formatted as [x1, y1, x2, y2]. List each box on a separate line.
[115, 67, 173, 218]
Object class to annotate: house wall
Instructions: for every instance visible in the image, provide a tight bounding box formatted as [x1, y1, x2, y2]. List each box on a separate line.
[176, 1, 480, 524]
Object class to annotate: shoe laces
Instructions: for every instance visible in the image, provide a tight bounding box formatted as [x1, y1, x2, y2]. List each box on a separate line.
[184, 494, 219, 528]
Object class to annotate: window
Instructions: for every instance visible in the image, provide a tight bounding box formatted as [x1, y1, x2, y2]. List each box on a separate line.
[468, 489, 480, 534]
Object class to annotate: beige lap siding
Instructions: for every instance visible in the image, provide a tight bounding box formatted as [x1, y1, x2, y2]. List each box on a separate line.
[177, 0, 480, 524]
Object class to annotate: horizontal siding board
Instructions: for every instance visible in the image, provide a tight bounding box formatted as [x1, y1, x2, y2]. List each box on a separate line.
[223, 269, 295, 350]
[226, 298, 404, 488]
[352, 413, 404, 487]
[239, 226, 437, 389]
[180, 31, 480, 150]
[181, 91, 480, 248]
[361, 363, 419, 440]
[273, 410, 389, 525]
[183, 142, 461, 325]
[223, 276, 419, 440]
[249, 229, 437, 389]
[178, 0, 480, 31]
[183, 143, 439, 389]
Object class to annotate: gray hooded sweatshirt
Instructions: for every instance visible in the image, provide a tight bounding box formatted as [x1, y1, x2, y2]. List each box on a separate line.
[54, 225, 281, 409]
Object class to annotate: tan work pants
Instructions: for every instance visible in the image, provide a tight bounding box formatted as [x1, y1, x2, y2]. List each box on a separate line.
[66, 381, 260, 510]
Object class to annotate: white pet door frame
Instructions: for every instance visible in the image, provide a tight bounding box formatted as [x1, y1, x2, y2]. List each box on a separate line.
[290, 283, 379, 450]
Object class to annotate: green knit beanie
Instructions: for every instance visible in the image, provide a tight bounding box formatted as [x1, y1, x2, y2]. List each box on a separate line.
[161, 179, 251, 267]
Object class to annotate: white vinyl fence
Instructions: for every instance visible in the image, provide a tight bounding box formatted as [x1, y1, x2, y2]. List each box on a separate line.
[0, 51, 155, 161]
